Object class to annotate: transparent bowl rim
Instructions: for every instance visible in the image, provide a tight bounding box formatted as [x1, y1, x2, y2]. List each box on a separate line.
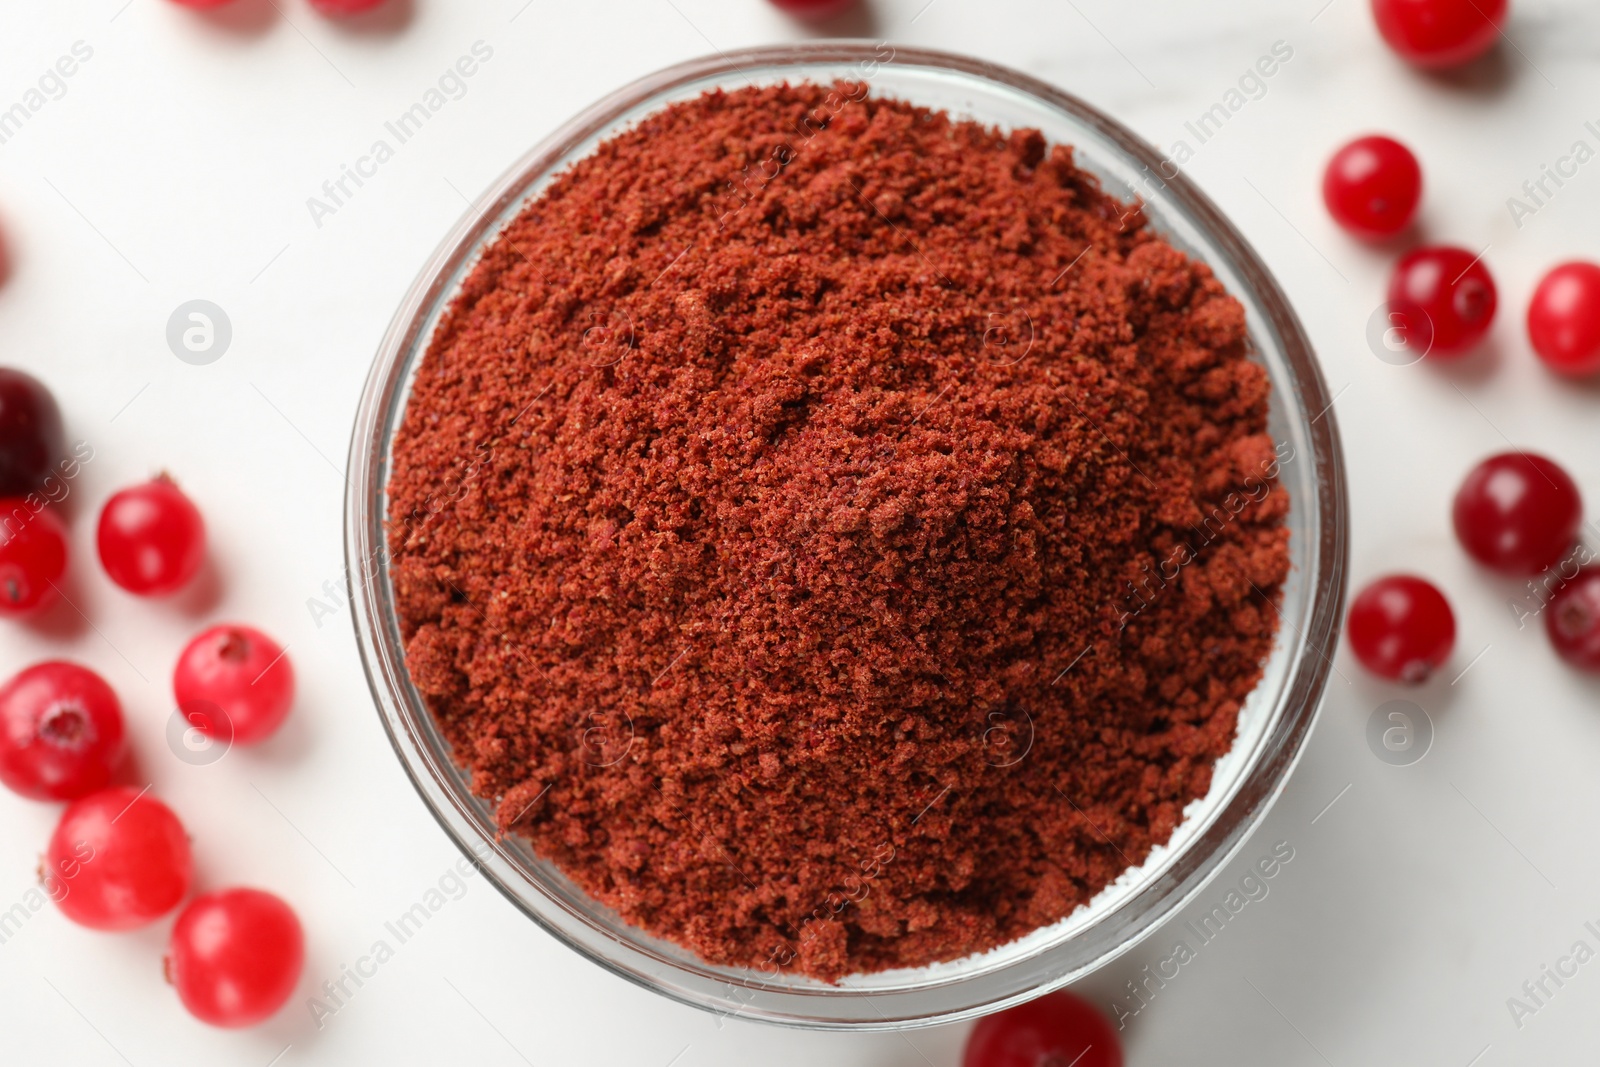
[344, 40, 1349, 1032]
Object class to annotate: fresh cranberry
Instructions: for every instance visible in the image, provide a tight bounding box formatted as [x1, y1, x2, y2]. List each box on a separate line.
[1453, 453, 1582, 575]
[1547, 566, 1600, 672]
[309, 0, 389, 14]
[1387, 245, 1497, 358]
[0, 368, 66, 497]
[963, 991, 1122, 1067]
[48, 786, 192, 931]
[96, 476, 206, 596]
[0, 501, 68, 617]
[1346, 575, 1456, 682]
[1323, 136, 1422, 239]
[1527, 261, 1600, 377]
[769, 0, 858, 18]
[166, 888, 304, 1027]
[1371, 0, 1508, 68]
[0, 662, 124, 801]
[174, 624, 294, 746]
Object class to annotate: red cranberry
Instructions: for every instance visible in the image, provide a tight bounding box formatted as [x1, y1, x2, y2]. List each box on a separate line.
[768, 0, 858, 18]
[0, 501, 68, 617]
[0, 662, 124, 801]
[0, 368, 66, 497]
[1370, 0, 1508, 69]
[963, 991, 1122, 1067]
[1453, 453, 1582, 575]
[96, 476, 206, 596]
[1347, 575, 1456, 682]
[1527, 261, 1600, 377]
[173, 624, 295, 746]
[167, 888, 305, 1027]
[1546, 567, 1600, 671]
[48, 787, 192, 931]
[1323, 136, 1422, 239]
[1387, 245, 1497, 358]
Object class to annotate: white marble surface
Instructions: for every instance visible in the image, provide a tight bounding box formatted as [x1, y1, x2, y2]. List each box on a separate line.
[2, 1, 1599, 1064]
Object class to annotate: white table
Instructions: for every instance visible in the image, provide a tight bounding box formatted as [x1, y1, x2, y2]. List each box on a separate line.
[2, 0, 1598, 1063]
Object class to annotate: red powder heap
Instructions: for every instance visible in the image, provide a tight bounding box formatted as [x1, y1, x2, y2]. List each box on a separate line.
[386, 82, 1290, 982]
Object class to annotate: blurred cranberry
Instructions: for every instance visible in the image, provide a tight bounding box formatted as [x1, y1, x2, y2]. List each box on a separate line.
[963, 991, 1122, 1067]
[769, 0, 858, 19]
[1347, 575, 1456, 683]
[0, 502, 68, 617]
[1453, 453, 1581, 576]
[1527, 261, 1600, 377]
[0, 368, 66, 497]
[1387, 246, 1497, 358]
[1371, 0, 1507, 69]
[1546, 567, 1600, 672]
[96, 476, 206, 596]
[1323, 135, 1422, 239]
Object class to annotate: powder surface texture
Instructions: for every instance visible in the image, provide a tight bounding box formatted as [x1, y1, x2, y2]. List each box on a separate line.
[386, 82, 1291, 981]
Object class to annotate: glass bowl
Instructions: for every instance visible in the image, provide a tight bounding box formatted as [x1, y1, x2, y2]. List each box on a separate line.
[345, 42, 1348, 1031]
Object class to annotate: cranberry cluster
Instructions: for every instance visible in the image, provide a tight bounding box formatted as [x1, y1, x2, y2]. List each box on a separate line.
[1324, 137, 1600, 374]
[1323, 2, 1600, 377]
[1322, 4, 1600, 684]
[0, 367, 303, 1028]
[1350, 453, 1598, 682]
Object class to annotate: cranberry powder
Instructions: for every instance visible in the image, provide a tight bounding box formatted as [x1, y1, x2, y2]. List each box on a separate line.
[386, 83, 1290, 981]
